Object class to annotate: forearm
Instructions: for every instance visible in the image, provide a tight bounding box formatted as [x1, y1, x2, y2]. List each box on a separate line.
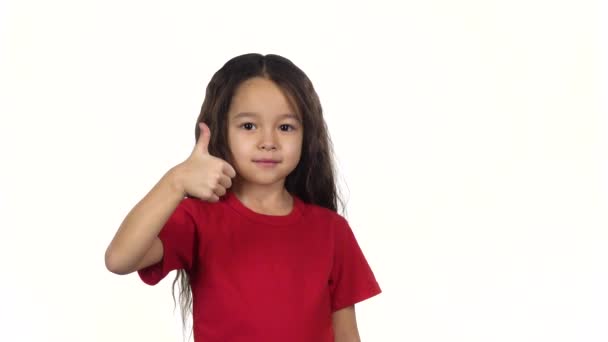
[334, 332, 361, 342]
[332, 306, 361, 342]
[105, 165, 185, 274]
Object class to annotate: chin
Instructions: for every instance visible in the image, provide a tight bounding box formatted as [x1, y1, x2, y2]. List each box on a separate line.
[243, 174, 286, 186]
[236, 167, 292, 186]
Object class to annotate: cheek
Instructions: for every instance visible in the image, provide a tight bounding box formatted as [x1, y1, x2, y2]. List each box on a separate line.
[229, 145, 245, 161]
[227, 129, 241, 150]
[226, 133, 241, 163]
[227, 137, 253, 165]
[288, 138, 303, 161]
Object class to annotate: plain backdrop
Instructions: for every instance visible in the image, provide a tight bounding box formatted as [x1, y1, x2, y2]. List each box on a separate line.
[1, 0, 607, 341]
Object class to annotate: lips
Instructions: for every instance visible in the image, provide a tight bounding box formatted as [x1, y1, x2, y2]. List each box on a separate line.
[254, 159, 280, 163]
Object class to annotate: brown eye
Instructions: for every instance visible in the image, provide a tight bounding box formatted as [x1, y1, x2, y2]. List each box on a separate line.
[240, 123, 255, 130]
[280, 124, 295, 132]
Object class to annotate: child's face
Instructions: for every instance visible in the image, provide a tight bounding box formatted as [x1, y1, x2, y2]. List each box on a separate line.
[227, 77, 304, 188]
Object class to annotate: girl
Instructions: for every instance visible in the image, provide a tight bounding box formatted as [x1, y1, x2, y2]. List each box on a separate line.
[105, 53, 381, 341]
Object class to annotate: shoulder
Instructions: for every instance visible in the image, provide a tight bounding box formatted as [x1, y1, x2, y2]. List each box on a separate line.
[300, 201, 349, 230]
[178, 196, 225, 220]
[179, 196, 208, 214]
[181, 195, 232, 208]
[175, 196, 231, 240]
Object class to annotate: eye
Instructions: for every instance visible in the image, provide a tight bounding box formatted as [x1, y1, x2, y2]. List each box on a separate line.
[279, 124, 295, 132]
[240, 122, 256, 130]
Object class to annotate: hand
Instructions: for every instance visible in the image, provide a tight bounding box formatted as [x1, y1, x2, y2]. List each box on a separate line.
[175, 122, 237, 202]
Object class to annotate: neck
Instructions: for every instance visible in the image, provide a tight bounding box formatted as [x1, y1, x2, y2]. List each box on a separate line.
[231, 180, 293, 214]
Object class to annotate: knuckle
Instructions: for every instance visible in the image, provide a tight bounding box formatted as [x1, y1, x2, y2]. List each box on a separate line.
[214, 183, 225, 193]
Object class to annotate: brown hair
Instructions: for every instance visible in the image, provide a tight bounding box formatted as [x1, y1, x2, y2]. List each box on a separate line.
[171, 53, 344, 340]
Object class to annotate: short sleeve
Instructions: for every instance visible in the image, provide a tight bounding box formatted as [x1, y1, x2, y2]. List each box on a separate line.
[329, 216, 382, 312]
[137, 198, 199, 286]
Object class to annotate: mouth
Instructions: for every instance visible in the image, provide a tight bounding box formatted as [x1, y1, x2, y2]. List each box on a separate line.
[253, 159, 280, 163]
[253, 159, 281, 167]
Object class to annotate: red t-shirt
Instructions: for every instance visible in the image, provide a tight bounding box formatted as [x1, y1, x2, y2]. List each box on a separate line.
[138, 190, 381, 341]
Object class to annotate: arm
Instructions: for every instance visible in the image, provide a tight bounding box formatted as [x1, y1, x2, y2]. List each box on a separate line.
[332, 305, 361, 342]
[104, 166, 186, 275]
[105, 122, 235, 275]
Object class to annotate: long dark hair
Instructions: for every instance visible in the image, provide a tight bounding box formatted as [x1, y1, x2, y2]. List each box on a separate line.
[171, 53, 344, 340]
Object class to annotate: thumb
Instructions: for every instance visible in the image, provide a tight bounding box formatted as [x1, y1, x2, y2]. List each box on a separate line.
[195, 122, 211, 154]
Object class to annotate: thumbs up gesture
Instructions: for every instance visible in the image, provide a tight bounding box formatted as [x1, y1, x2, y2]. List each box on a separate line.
[176, 122, 237, 202]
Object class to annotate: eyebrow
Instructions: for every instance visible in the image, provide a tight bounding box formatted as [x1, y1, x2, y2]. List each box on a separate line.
[232, 112, 302, 123]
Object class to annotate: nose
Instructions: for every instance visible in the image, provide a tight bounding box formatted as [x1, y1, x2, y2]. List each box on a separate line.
[262, 145, 277, 151]
[260, 142, 277, 151]
[259, 128, 277, 151]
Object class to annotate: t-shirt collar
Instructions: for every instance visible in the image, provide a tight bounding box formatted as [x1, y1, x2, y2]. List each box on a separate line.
[222, 190, 305, 226]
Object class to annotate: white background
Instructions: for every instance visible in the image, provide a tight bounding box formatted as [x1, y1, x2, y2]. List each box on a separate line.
[1, 0, 607, 341]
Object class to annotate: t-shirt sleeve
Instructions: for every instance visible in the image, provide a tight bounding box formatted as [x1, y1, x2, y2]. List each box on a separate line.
[329, 216, 382, 312]
[137, 198, 199, 286]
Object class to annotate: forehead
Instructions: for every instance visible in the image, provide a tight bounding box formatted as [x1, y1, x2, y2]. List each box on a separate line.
[228, 77, 300, 120]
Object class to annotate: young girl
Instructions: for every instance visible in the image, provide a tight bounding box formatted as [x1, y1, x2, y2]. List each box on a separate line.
[105, 53, 381, 341]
